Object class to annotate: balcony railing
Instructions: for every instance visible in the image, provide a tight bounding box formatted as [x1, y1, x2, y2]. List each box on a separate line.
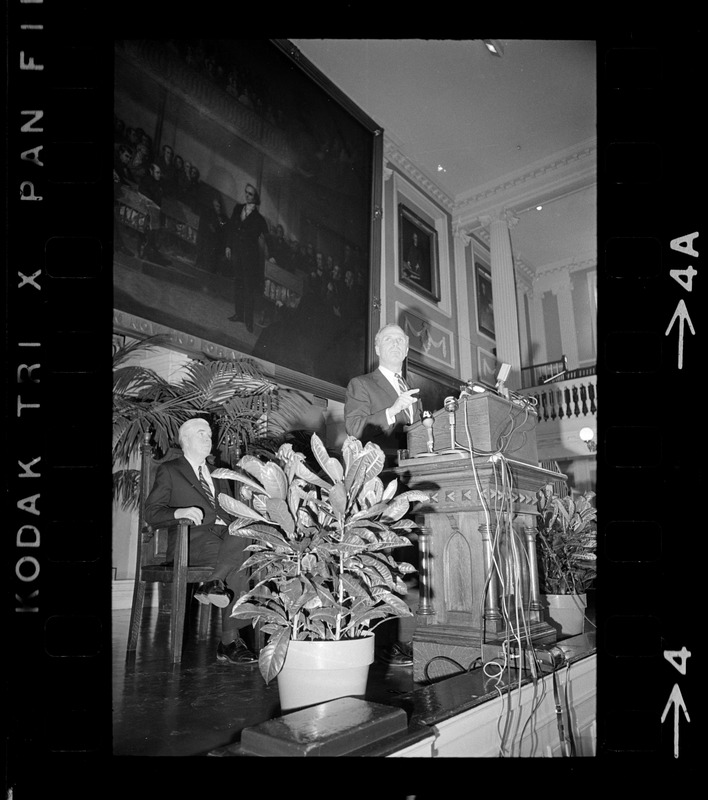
[520, 356, 568, 389]
[522, 369, 596, 422]
[517, 362, 597, 460]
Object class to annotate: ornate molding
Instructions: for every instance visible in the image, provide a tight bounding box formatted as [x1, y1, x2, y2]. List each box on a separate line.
[456, 140, 596, 211]
[453, 139, 597, 232]
[479, 208, 520, 230]
[112, 309, 274, 371]
[112, 309, 348, 402]
[533, 253, 597, 284]
[383, 138, 455, 212]
[452, 221, 471, 246]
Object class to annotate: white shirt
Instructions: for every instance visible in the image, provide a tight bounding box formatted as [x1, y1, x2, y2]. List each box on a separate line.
[379, 366, 413, 425]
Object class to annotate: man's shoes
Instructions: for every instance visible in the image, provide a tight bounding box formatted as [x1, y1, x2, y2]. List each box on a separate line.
[194, 579, 233, 608]
[378, 641, 414, 667]
[216, 638, 258, 665]
[228, 313, 242, 322]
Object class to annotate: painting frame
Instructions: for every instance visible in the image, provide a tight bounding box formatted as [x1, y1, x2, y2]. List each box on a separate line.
[475, 260, 495, 341]
[398, 203, 440, 302]
[113, 38, 382, 401]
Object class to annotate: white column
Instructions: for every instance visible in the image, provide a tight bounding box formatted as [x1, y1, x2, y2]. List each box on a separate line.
[516, 282, 531, 366]
[453, 225, 474, 379]
[552, 271, 579, 368]
[482, 210, 522, 388]
[529, 288, 547, 363]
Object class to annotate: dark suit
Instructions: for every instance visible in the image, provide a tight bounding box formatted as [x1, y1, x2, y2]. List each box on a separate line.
[144, 455, 249, 639]
[344, 368, 416, 462]
[344, 368, 420, 648]
[226, 204, 269, 329]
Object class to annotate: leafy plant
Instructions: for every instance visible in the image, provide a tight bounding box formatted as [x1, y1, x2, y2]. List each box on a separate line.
[112, 335, 279, 509]
[535, 484, 597, 595]
[212, 434, 428, 683]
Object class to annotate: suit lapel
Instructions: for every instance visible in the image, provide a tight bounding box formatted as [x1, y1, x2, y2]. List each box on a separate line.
[373, 368, 398, 403]
[174, 456, 231, 521]
[174, 456, 213, 505]
[373, 368, 417, 424]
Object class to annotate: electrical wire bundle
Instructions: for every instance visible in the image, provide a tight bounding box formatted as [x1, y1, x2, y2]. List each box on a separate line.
[417, 386, 578, 756]
[458, 403, 576, 757]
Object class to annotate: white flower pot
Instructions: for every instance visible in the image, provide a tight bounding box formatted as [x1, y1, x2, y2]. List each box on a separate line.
[277, 634, 375, 712]
[543, 592, 587, 637]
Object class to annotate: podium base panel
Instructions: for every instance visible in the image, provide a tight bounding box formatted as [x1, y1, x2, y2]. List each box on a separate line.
[412, 622, 557, 683]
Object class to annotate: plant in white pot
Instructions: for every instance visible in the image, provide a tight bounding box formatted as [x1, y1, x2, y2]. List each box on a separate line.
[212, 433, 428, 711]
[535, 484, 597, 637]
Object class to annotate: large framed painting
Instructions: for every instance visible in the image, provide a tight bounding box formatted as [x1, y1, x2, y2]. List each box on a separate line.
[475, 260, 495, 340]
[113, 39, 382, 398]
[398, 204, 440, 301]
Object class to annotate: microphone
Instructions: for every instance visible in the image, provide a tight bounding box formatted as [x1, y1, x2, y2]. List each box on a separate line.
[422, 410, 434, 453]
[443, 396, 459, 451]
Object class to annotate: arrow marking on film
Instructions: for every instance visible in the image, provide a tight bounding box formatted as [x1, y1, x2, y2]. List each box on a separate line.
[665, 299, 695, 370]
[661, 683, 690, 758]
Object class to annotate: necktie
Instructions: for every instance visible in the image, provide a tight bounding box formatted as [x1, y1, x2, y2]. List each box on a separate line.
[199, 465, 223, 522]
[395, 373, 413, 423]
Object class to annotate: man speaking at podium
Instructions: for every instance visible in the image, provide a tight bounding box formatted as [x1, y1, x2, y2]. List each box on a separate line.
[344, 322, 420, 667]
[344, 322, 420, 465]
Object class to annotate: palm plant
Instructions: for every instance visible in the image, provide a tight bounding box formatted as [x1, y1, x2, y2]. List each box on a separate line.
[535, 483, 597, 595]
[112, 336, 279, 509]
[211, 434, 428, 684]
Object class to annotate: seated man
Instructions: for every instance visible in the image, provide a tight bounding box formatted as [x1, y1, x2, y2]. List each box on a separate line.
[144, 418, 257, 665]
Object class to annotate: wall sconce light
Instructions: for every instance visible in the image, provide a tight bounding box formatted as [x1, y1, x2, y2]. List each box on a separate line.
[579, 427, 597, 453]
[482, 39, 504, 57]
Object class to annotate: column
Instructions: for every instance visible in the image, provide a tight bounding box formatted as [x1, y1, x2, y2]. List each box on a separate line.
[479, 522, 502, 624]
[482, 210, 522, 388]
[552, 271, 580, 368]
[415, 518, 435, 618]
[529, 286, 547, 364]
[452, 225, 474, 379]
[523, 525, 543, 616]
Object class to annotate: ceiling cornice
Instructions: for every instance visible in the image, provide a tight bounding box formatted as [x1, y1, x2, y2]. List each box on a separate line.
[533, 253, 597, 281]
[383, 135, 597, 239]
[453, 138, 597, 232]
[383, 137, 455, 212]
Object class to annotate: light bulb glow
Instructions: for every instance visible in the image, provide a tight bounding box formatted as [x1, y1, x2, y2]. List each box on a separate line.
[579, 427, 595, 443]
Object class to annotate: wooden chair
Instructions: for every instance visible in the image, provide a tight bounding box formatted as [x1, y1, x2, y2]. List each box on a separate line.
[126, 431, 215, 664]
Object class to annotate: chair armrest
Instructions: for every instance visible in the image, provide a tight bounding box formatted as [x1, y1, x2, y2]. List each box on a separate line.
[173, 518, 190, 574]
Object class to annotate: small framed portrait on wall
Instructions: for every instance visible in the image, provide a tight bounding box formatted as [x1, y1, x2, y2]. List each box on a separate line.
[398, 204, 440, 302]
[475, 261, 495, 340]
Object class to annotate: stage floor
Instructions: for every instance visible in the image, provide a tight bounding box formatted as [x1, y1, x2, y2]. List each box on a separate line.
[113, 589, 596, 758]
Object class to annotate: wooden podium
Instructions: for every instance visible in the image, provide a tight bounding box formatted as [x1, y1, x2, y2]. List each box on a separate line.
[396, 391, 559, 682]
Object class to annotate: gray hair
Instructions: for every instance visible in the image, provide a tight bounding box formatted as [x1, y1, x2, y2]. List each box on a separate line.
[375, 323, 408, 348]
[178, 418, 209, 448]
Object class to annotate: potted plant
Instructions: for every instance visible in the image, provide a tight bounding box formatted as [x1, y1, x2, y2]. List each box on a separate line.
[535, 483, 597, 637]
[212, 433, 428, 711]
